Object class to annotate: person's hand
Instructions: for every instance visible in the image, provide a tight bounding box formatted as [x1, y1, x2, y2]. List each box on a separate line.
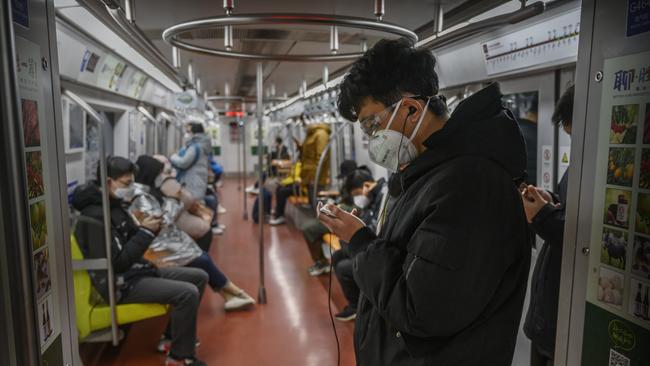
[535, 187, 553, 203]
[317, 202, 366, 242]
[141, 216, 162, 233]
[521, 185, 549, 223]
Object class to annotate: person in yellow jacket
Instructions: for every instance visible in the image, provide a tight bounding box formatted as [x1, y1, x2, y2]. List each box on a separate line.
[297, 122, 331, 204]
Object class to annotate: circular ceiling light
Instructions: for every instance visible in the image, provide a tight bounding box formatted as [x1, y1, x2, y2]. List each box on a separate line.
[162, 13, 418, 62]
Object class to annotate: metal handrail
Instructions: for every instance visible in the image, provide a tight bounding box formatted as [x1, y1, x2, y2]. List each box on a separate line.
[62, 89, 120, 346]
[312, 122, 349, 205]
[163, 13, 418, 62]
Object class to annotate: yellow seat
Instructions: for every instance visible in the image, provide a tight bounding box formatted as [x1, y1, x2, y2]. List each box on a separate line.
[322, 233, 342, 251]
[70, 235, 168, 340]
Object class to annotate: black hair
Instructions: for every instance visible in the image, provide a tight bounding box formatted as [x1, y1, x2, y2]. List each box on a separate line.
[97, 156, 137, 181]
[275, 137, 283, 144]
[190, 123, 205, 134]
[552, 85, 575, 127]
[344, 169, 374, 195]
[337, 38, 446, 121]
[135, 155, 164, 188]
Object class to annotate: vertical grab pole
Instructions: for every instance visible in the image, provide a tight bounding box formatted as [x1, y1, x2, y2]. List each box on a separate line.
[63, 90, 119, 346]
[242, 118, 248, 220]
[256, 62, 267, 304]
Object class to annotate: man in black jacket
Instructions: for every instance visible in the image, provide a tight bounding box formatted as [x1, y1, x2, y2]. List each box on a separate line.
[319, 39, 531, 365]
[72, 156, 208, 366]
[521, 85, 574, 366]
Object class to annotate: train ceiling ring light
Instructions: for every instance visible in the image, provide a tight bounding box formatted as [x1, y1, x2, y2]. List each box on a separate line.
[162, 13, 418, 62]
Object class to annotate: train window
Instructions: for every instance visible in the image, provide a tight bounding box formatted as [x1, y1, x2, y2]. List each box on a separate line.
[503, 92, 539, 185]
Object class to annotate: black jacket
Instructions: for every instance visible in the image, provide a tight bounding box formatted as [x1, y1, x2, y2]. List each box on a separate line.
[348, 83, 532, 365]
[524, 170, 568, 357]
[71, 182, 157, 302]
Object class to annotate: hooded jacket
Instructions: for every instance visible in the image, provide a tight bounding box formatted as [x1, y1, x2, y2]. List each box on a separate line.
[524, 170, 568, 357]
[71, 182, 157, 302]
[300, 124, 331, 186]
[347, 83, 532, 365]
[171, 133, 212, 200]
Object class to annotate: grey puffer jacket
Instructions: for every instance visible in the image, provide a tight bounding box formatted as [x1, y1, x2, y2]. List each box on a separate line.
[171, 133, 212, 200]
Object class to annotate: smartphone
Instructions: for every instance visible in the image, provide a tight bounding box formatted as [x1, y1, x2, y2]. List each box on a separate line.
[319, 205, 337, 218]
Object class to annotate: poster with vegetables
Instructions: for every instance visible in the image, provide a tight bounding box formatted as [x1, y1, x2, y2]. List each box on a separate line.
[633, 236, 650, 280]
[640, 149, 650, 189]
[22, 98, 40, 147]
[607, 148, 635, 187]
[29, 201, 47, 251]
[601, 227, 628, 270]
[610, 104, 639, 144]
[637, 193, 650, 235]
[643, 103, 650, 144]
[604, 188, 632, 229]
[26, 151, 44, 200]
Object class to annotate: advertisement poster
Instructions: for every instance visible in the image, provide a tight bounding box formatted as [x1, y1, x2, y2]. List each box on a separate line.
[541, 145, 554, 191]
[15, 36, 61, 356]
[583, 50, 650, 366]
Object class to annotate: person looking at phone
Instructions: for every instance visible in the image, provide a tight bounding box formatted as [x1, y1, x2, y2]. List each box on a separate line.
[72, 156, 208, 366]
[521, 85, 574, 366]
[318, 39, 531, 365]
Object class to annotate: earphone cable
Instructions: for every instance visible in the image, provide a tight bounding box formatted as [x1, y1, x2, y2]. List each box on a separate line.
[328, 233, 341, 366]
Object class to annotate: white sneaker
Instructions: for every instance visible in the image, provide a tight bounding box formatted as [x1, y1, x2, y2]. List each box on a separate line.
[212, 227, 224, 235]
[217, 223, 226, 230]
[217, 204, 227, 214]
[224, 292, 255, 311]
[308, 262, 331, 277]
[269, 216, 286, 225]
[245, 186, 259, 195]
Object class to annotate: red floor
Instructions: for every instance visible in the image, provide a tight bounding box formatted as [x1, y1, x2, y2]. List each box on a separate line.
[80, 178, 356, 366]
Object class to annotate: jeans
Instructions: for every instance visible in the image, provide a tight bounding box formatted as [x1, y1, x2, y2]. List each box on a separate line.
[204, 193, 219, 226]
[120, 267, 208, 358]
[195, 230, 213, 252]
[332, 249, 359, 309]
[188, 252, 228, 290]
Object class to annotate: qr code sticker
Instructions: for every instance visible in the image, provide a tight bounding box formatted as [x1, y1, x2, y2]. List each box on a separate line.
[609, 349, 630, 366]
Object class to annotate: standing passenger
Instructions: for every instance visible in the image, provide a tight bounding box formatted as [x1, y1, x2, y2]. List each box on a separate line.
[171, 123, 212, 201]
[521, 85, 574, 366]
[318, 39, 531, 365]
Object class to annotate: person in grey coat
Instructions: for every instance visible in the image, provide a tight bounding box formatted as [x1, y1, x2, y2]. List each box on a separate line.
[171, 123, 212, 201]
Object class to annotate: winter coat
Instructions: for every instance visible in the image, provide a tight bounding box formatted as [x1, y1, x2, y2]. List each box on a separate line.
[347, 82, 532, 366]
[171, 133, 212, 200]
[300, 124, 330, 187]
[524, 169, 568, 357]
[71, 182, 157, 302]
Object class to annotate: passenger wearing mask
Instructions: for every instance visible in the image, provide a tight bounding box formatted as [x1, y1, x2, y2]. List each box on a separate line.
[135, 155, 255, 314]
[332, 172, 386, 322]
[171, 123, 212, 201]
[521, 85, 574, 366]
[268, 136, 291, 177]
[319, 39, 531, 365]
[71, 157, 207, 366]
[299, 160, 360, 275]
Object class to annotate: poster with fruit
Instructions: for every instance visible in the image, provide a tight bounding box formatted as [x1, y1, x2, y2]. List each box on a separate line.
[607, 148, 636, 186]
[601, 227, 628, 270]
[29, 200, 47, 251]
[633, 236, 650, 280]
[22, 99, 40, 147]
[643, 103, 650, 144]
[26, 151, 44, 200]
[604, 188, 632, 228]
[637, 193, 650, 235]
[610, 104, 639, 144]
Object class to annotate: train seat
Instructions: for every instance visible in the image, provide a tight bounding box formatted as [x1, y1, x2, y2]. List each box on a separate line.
[70, 235, 168, 340]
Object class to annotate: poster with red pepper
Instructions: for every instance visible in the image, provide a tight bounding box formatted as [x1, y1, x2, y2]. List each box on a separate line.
[644, 103, 650, 144]
[26, 151, 45, 200]
[610, 104, 639, 144]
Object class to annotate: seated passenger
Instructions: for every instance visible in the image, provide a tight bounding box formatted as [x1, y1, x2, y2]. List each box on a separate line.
[135, 155, 255, 312]
[332, 174, 386, 322]
[71, 156, 207, 366]
[299, 160, 365, 276]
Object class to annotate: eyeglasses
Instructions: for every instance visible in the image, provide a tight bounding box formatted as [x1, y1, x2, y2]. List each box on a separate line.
[358, 100, 400, 137]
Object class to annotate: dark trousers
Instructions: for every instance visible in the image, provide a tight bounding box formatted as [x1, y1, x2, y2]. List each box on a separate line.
[530, 344, 553, 366]
[204, 192, 219, 226]
[301, 219, 328, 263]
[188, 252, 228, 291]
[274, 184, 298, 217]
[332, 249, 359, 309]
[120, 267, 208, 358]
[195, 230, 213, 252]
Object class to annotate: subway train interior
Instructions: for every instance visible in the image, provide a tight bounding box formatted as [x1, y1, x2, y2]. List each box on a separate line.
[1, 0, 650, 365]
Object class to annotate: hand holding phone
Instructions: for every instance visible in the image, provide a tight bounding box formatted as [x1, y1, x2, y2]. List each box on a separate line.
[319, 202, 337, 218]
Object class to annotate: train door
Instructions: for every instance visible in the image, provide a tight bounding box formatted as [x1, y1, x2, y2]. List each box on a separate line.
[1, 0, 76, 364]
[557, 1, 650, 365]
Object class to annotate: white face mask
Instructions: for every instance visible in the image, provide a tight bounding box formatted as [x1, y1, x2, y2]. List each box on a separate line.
[368, 97, 431, 172]
[113, 184, 136, 201]
[183, 132, 192, 142]
[353, 195, 370, 209]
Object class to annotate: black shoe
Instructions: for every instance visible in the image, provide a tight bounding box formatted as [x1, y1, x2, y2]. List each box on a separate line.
[335, 306, 357, 322]
[165, 355, 207, 366]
